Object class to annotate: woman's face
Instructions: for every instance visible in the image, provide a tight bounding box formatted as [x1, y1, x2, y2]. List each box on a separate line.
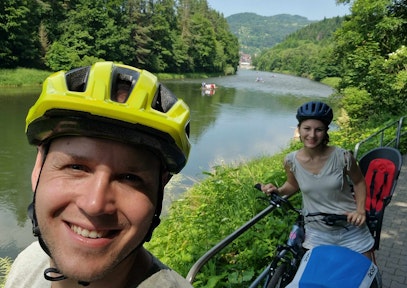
[298, 119, 327, 148]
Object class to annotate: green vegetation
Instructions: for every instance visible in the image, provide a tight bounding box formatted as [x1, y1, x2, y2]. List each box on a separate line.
[1, 0, 239, 75]
[334, 0, 407, 123]
[146, 144, 301, 287]
[226, 13, 315, 55]
[0, 69, 221, 88]
[254, 0, 407, 127]
[0, 257, 12, 288]
[0, 68, 52, 87]
[253, 17, 344, 81]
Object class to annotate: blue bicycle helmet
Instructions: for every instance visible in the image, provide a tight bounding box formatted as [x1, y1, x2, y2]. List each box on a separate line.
[296, 101, 333, 126]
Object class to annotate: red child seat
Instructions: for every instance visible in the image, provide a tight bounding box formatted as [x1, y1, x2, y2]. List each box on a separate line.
[358, 147, 403, 250]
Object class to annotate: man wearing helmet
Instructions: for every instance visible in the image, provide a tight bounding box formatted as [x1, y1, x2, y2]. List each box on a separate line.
[259, 101, 374, 260]
[5, 62, 193, 287]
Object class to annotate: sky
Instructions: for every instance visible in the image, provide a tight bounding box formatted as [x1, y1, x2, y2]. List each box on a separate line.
[206, 0, 350, 20]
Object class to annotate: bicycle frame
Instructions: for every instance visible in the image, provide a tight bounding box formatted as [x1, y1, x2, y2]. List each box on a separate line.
[186, 189, 295, 284]
[250, 198, 306, 288]
[252, 195, 369, 288]
[187, 186, 382, 287]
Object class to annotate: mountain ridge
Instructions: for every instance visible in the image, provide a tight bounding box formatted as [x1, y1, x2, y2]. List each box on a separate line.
[226, 12, 316, 55]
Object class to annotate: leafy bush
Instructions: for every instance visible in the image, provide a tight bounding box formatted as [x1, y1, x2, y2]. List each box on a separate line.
[0, 257, 12, 287]
[146, 148, 302, 287]
[341, 87, 374, 126]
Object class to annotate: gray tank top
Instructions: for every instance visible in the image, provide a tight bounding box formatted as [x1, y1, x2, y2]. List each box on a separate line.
[286, 147, 356, 230]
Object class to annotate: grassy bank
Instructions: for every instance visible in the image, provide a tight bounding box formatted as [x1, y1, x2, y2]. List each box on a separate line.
[0, 67, 333, 88]
[0, 68, 221, 88]
[146, 147, 300, 287]
[0, 68, 51, 87]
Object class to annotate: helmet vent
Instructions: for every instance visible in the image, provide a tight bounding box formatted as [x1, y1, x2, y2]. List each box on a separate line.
[153, 84, 177, 113]
[111, 67, 139, 103]
[65, 66, 90, 92]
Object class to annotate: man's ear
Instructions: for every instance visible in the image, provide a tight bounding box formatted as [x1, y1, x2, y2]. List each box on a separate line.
[31, 147, 45, 192]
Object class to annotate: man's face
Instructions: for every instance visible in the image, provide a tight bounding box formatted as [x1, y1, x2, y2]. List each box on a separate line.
[31, 136, 161, 281]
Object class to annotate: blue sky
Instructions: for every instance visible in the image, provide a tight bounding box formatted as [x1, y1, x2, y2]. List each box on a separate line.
[206, 0, 350, 20]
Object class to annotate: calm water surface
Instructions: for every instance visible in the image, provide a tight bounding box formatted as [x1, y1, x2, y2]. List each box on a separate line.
[0, 69, 334, 259]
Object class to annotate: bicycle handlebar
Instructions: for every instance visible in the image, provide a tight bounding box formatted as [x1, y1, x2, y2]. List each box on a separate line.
[254, 184, 348, 226]
[254, 183, 300, 213]
[306, 212, 348, 226]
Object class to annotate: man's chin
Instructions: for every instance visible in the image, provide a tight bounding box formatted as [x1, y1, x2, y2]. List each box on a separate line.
[50, 257, 111, 283]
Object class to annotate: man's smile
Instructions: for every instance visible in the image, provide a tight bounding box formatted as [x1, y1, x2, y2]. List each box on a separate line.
[70, 224, 107, 239]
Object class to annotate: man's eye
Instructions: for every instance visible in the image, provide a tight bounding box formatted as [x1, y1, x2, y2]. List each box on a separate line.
[120, 174, 142, 183]
[69, 164, 86, 171]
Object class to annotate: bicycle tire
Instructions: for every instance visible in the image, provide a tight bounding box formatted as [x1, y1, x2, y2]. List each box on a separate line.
[371, 270, 382, 288]
[265, 263, 290, 288]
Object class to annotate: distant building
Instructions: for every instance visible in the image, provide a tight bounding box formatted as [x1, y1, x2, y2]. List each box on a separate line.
[239, 53, 253, 69]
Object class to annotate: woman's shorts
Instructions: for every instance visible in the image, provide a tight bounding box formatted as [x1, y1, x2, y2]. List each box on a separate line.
[303, 224, 375, 253]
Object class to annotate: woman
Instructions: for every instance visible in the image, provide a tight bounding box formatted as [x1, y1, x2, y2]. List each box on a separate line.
[260, 101, 374, 259]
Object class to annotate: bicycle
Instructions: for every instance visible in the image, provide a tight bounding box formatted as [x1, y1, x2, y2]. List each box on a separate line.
[251, 184, 380, 288]
[251, 184, 305, 288]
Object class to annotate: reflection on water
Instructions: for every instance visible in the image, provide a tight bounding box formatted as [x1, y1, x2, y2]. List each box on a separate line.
[163, 70, 333, 180]
[0, 91, 39, 258]
[0, 70, 333, 259]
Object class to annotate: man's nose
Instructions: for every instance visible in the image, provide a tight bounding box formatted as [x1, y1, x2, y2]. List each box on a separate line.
[76, 173, 116, 216]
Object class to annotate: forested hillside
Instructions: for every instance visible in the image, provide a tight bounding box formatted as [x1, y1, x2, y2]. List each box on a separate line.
[226, 13, 314, 55]
[0, 0, 239, 74]
[255, 0, 407, 127]
[254, 17, 344, 80]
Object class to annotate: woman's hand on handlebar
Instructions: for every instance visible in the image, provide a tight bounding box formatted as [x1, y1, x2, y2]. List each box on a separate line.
[346, 210, 366, 226]
[258, 183, 279, 196]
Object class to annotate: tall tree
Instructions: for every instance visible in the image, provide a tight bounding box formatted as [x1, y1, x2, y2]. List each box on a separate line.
[0, 0, 42, 68]
[147, 0, 177, 72]
[1, 0, 240, 73]
[208, 10, 239, 74]
[45, 0, 132, 70]
[334, 0, 407, 121]
[188, 13, 217, 72]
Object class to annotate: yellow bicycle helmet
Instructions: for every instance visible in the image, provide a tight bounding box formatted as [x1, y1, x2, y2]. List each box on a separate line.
[26, 61, 190, 173]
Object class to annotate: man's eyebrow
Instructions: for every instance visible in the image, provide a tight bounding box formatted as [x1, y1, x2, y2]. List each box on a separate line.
[60, 152, 90, 162]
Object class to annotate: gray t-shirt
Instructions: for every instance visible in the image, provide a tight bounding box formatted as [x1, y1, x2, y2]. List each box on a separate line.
[5, 241, 193, 288]
[286, 147, 356, 230]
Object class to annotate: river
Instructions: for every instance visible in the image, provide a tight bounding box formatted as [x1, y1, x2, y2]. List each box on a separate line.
[0, 69, 334, 259]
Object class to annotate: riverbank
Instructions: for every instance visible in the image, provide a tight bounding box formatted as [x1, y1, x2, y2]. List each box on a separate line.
[0, 67, 223, 88]
[0, 68, 51, 87]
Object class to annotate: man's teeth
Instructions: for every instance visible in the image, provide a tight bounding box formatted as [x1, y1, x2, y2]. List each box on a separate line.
[71, 225, 104, 238]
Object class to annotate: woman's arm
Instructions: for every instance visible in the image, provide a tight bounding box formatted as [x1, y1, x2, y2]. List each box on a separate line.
[261, 160, 300, 196]
[347, 154, 367, 226]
